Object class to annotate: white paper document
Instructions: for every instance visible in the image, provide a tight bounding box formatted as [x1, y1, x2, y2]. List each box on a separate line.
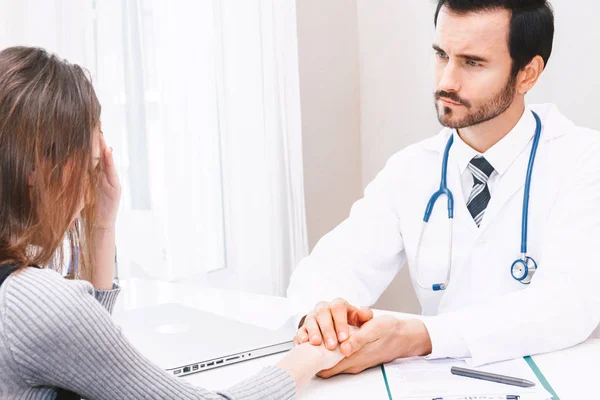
[383, 357, 552, 399]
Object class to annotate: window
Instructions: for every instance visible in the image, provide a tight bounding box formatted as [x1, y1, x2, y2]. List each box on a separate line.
[1, 0, 307, 296]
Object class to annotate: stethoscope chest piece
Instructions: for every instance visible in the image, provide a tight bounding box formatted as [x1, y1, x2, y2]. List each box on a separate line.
[510, 256, 538, 284]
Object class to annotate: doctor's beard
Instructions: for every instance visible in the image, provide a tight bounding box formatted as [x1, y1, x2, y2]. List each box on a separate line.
[434, 73, 517, 129]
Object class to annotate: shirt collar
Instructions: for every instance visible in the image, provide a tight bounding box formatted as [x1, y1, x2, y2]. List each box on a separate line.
[453, 106, 536, 176]
[453, 128, 480, 175]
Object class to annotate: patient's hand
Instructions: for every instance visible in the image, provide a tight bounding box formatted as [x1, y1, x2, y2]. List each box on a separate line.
[276, 325, 362, 389]
[314, 325, 358, 371]
[276, 342, 344, 390]
[309, 342, 345, 371]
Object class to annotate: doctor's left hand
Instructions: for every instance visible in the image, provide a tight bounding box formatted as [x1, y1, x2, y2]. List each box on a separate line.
[316, 316, 432, 378]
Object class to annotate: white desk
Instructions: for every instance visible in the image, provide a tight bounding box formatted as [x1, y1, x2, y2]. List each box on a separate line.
[113, 279, 599, 399]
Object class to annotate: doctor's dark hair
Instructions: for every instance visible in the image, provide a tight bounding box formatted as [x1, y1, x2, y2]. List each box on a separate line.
[434, 0, 555, 77]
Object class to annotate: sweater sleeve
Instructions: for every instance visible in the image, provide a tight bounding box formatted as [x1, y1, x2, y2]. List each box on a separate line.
[2, 269, 296, 400]
[93, 283, 121, 314]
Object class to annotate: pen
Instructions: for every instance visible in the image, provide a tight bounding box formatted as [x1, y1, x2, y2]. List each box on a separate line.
[432, 396, 520, 400]
[451, 366, 536, 388]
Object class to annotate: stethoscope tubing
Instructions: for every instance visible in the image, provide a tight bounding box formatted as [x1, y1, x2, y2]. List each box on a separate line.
[415, 111, 542, 291]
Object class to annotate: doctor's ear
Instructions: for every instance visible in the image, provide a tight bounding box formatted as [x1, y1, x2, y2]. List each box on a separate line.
[516, 55, 545, 95]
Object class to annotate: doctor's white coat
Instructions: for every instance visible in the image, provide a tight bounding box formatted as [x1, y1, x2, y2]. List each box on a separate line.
[287, 104, 600, 366]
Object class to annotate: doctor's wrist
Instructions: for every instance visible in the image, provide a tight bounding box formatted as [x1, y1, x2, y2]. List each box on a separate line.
[394, 319, 433, 358]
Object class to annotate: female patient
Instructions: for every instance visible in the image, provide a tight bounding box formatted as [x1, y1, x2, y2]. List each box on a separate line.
[0, 46, 342, 400]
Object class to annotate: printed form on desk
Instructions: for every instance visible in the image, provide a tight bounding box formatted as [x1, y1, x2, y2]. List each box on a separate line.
[382, 357, 553, 400]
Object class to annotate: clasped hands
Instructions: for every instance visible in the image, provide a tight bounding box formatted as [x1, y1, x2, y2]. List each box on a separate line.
[294, 298, 433, 378]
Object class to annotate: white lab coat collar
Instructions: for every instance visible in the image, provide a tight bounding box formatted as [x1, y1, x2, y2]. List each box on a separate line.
[451, 107, 536, 177]
[451, 132, 480, 175]
[483, 109, 536, 176]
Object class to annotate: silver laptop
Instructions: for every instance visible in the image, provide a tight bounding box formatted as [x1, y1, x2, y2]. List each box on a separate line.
[117, 303, 296, 377]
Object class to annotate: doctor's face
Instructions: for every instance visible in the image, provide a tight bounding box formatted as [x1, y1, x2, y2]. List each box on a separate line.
[433, 7, 517, 129]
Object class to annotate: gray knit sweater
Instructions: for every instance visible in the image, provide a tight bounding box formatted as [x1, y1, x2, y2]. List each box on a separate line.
[0, 267, 296, 399]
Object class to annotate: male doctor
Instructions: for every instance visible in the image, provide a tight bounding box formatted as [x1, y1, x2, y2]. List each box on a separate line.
[287, 0, 600, 377]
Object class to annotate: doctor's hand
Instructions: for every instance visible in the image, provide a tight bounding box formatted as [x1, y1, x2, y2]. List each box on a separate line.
[294, 298, 374, 351]
[316, 316, 432, 378]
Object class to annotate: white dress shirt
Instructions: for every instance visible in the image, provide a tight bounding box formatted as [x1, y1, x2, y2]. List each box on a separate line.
[454, 109, 536, 213]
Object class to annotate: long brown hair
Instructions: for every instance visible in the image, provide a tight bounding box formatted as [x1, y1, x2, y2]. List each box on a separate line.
[0, 46, 101, 279]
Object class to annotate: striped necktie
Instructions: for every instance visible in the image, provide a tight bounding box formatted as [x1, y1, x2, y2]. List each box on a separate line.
[466, 155, 495, 227]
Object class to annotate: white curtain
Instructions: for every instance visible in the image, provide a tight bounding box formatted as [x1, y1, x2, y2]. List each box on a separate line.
[0, 0, 308, 296]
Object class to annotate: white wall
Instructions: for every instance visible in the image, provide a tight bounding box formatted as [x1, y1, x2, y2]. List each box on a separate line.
[356, 1, 440, 185]
[526, 0, 600, 130]
[354, 0, 439, 313]
[296, 0, 363, 250]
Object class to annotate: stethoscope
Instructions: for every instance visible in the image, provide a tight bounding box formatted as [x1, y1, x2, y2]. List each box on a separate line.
[415, 111, 542, 291]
